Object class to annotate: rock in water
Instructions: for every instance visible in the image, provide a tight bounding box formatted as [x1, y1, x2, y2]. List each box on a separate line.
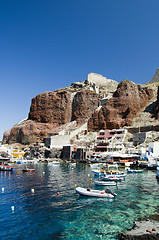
[119, 220, 159, 240]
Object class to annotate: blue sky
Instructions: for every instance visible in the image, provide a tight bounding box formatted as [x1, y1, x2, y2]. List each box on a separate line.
[0, 0, 159, 140]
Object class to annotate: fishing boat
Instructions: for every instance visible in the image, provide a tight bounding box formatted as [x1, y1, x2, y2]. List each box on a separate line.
[76, 187, 116, 198]
[22, 168, 35, 172]
[92, 164, 125, 177]
[94, 180, 117, 186]
[101, 175, 125, 181]
[0, 164, 14, 171]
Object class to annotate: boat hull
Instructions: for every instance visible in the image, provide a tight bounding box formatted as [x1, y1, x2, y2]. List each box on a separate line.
[127, 170, 143, 173]
[101, 176, 125, 181]
[94, 181, 117, 186]
[0, 165, 14, 171]
[22, 169, 35, 172]
[76, 187, 115, 198]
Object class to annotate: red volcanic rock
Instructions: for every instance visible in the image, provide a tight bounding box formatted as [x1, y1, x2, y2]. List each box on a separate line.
[28, 91, 72, 125]
[2, 90, 101, 145]
[2, 120, 59, 145]
[88, 80, 153, 131]
[71, 91, 101, 125]
[154, 86, 159, 118]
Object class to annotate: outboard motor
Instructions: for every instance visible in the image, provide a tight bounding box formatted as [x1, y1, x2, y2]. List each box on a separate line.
[105, 188, 117, 196]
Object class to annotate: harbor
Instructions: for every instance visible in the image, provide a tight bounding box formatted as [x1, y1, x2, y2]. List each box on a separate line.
[0, 160, 159, 239]
[1, 1, 159, 238]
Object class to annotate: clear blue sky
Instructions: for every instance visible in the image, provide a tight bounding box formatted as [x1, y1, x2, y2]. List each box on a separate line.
[0, 0, 159, 140]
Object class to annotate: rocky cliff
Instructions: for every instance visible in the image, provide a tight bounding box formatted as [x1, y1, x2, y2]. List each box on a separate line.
[71, 91, 101, 125]
[88, 80, 154, 131]
[2, 73, 157, 146]
[3, 89, 100, 145]
[154, 86, 159, 118]
[28, 90, 72, 125]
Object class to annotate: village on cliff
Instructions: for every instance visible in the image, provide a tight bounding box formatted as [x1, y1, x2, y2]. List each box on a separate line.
[1, 70, 159, 168]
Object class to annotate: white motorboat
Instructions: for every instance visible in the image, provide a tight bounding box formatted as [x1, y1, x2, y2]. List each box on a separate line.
[126, 169, 143, 173]
[101, 175, 125, 181]
[75, 187, 116, 198]
[94, 180, 117, 186]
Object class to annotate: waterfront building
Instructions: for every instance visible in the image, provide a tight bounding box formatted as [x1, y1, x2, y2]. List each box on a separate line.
[94, 128, 127, 155]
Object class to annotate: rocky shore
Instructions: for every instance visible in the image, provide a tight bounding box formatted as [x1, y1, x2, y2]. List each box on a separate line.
[119, 214, 159, 240]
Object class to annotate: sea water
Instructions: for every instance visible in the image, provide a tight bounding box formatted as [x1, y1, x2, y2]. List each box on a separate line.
[0, 162, 159, 240]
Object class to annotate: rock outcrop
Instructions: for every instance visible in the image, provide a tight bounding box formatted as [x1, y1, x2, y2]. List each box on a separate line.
[2, 120, 59, 145]
[3, 89, 101, 145]
[28, 90, 72, 126]
[154, 86, 159, 118]
[71, 91, 101, 125]
[150, 68, 159, 83]
[119, 220, 159, 240]
[88, 80, 154, 131]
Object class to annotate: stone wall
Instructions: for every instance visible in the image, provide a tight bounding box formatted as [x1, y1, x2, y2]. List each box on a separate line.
[87, 72, 117, 87]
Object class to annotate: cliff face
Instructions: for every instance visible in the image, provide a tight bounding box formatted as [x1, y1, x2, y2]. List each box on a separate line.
[88, 80, 154, 131]
[71, 91, 101, 125]
[28, 91, 72, 126]
[2, 76, 156, 145]
[2, 120, 57, 145]
[154, 86, 159, 118]
[3, 90, 100, 145]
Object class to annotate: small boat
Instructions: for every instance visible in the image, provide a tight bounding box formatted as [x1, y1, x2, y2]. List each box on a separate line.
[94, 180, 117, 186]
[92, 164, 126, 177]
[76, 187, 116, 198]
[101, 175, 125, 181]
[22, 168, 35, 172]
[127, 169, 143, 173]
[92, 169, 105, 176]
[0, 164, 14, 171]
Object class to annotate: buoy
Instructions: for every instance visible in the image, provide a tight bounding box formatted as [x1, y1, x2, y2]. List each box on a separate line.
[75, 184, 77, 187]
[90, 178, 92, 181]
[57, 192, 59, 195]
[31, 189, 35, 193]
[139, 180, 141, 182]
[41, 175, 43, 178]
[2, 187, 4, 192]
[152, 228, 156, 231]
[11, 206, 14, 212]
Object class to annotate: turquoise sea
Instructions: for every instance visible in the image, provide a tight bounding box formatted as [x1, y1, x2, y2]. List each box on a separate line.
[0, 162, 159, 240]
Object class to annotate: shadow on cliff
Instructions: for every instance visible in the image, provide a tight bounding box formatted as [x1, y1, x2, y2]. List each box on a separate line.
[144, 101, 157, 114]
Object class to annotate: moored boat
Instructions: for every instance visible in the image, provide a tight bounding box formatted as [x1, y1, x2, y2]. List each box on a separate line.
[127, 169, 143, 173]
[76, 187, 116, 198]
[101, 175, 125, 181]
[94, 180, 117, 186]
[0, 164, 14, 171]
[22, 168, 35, 172]
[91, 164, 125, 177]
